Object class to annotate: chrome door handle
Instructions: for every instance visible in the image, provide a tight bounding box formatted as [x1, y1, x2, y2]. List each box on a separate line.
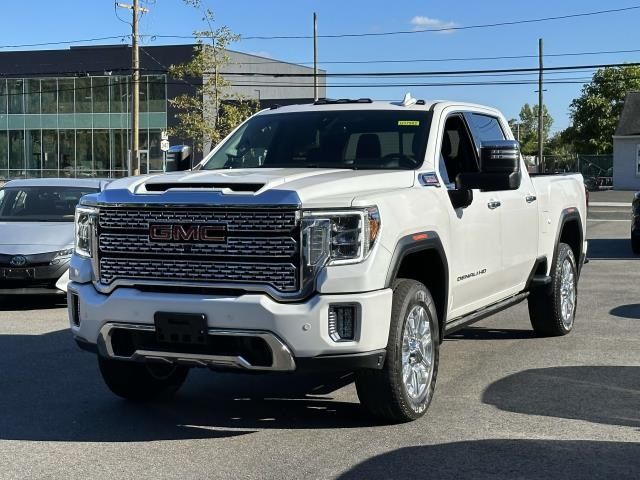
[525, 194, 537, 203]
[487, 200, 501, 209]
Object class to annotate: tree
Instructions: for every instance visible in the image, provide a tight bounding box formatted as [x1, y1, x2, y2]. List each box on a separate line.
[169, 1, 259, 153]
[569, 65, 640, 154]
[509, 103, 553, 156]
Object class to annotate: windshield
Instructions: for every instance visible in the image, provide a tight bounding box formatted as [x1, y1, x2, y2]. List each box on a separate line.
[0, 186, 99, 222]
[201, 110, 433, 170]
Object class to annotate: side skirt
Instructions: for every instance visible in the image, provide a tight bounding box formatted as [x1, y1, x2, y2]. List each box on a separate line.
[443, 292, 529, 336]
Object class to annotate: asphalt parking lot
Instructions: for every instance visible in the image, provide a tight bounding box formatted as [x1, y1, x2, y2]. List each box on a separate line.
[0, 202, 638, 480]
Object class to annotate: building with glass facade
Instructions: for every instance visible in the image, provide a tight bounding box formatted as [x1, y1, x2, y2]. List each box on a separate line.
[0, 44, 324, 181]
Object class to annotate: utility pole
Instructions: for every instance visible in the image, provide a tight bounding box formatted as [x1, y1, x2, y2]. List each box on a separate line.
[313, 12, 318, 101]
[538, 38, 544, 173]
[117, 1, 149, 176]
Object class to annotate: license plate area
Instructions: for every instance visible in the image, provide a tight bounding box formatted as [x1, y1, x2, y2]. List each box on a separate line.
[154, 312, 208, 345]
[3, 268, 35, 280]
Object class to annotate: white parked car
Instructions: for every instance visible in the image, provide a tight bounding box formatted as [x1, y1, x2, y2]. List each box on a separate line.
[0, 178, 105, 295]
[68, 97, 587, 422]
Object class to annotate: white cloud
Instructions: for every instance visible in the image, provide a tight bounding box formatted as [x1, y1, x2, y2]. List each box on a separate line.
[409, 16, 457, 34]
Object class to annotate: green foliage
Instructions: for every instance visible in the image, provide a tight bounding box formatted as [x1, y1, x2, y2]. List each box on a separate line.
[569, 65, 640, 154]
[508, 103, 553, 156]
[168, 3, 259, 152]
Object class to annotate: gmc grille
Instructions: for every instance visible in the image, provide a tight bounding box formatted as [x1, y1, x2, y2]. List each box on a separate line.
[96, 206, 300, 293]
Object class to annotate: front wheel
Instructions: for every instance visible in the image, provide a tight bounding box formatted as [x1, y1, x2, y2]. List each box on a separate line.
[355, 279, 439, 423]
[98, 356, 189, 401]
[528, 243, 578, 336]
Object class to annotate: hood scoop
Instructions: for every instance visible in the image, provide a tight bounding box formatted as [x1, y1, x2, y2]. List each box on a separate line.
[144, 182, 265, 193]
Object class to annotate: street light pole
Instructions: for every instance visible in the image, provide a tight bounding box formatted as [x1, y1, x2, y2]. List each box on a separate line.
[538, 38, 544, 173]
[313, 12, 318, 101]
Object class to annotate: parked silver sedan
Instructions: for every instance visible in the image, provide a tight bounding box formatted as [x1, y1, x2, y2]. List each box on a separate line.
[0, 178, 107, 295]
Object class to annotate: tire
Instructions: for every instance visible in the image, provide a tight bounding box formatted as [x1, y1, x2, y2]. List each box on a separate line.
[528, 243, 578, 337]
[632, 236, 640, 255]
[355, 279, 439, 423]
[98, 356, 189, 401]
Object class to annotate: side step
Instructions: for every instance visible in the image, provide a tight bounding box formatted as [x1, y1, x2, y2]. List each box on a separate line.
[529, 275, 552, 287]
[444, 292, 529, 336]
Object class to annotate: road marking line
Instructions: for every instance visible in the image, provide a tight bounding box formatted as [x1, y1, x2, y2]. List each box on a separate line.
[589, 202, 631, 207]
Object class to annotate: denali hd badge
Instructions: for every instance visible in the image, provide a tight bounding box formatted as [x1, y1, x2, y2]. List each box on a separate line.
[149, 224, 227, 243]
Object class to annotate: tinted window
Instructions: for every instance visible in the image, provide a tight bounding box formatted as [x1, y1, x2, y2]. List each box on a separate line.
[202, 110, 432, 170]
[0, 186, 98, 222]
[468, 113, 505, 142]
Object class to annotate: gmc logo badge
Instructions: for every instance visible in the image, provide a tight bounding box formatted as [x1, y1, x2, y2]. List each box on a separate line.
[149, 224, 227, 243]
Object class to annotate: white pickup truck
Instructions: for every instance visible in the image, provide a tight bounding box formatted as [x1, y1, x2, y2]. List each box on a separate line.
[68, 97, 587, 422]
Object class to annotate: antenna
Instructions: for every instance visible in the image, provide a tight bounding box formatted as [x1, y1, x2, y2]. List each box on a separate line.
[400, 92, 417, 106]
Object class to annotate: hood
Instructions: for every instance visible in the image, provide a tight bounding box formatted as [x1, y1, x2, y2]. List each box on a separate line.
[107, 168, 416, 208]
[0, 221, 74, 255]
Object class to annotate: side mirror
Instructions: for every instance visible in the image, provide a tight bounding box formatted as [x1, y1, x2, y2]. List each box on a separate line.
[448, 188, 473, 209]
[457, 140, 521, 191]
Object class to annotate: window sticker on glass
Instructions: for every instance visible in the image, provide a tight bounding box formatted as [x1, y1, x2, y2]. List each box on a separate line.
[398, 120, 420, 126]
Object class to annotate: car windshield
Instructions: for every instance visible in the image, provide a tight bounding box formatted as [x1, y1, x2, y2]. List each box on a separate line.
[0, 186, 99, 222]
[200, 109, 433, 170]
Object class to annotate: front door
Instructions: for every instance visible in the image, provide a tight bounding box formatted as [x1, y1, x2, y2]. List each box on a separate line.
[438, 113, 505, 319]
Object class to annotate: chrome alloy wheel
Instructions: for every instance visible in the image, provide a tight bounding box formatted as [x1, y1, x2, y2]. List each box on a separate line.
[560, 258, 576, 329]
[401, 304, 434, 403]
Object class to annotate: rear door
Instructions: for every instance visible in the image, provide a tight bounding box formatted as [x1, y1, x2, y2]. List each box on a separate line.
[465, 112, 538, 293]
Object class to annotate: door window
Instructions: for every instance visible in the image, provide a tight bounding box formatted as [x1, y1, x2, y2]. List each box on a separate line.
[440, 115, 479, 188]
[467, 113, 506, 142]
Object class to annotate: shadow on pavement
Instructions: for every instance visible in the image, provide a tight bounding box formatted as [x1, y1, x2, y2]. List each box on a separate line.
[482, 366, 640, 428]
[0, 329, 375, 443]
[0, 295, 66, 312]
[337, 440, 640, 479]
[446, 327, 536, 341]
[587, 238, 637, 260]
[610, 304, 640, 319]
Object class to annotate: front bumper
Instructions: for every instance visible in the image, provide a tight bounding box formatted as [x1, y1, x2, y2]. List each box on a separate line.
[0, 262, 69, 295]
[68, 282, 393, 370]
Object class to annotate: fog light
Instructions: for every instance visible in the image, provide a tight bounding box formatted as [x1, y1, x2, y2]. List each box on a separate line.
[70, 293, 81, 327]
[328, 304, 358, 342]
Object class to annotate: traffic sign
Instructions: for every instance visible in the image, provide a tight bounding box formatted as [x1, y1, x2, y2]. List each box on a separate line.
[161, 131, 169, 141]
[160, 140, 170, 152]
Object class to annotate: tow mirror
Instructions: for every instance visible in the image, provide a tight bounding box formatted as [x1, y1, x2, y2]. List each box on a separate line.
[448, 189, 473, 209]
[457, 140, 521, 191]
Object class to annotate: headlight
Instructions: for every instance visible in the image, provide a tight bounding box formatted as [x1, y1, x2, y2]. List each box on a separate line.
[50, 248, 74, 265]
[302, 207, 381, 266]
[75, 206, 98, 258]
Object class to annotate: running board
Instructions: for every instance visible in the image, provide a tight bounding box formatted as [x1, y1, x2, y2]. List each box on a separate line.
[444, 292, 529, 336]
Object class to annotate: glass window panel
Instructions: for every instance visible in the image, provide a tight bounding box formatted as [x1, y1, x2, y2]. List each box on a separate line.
[9, 130, 24, 171]
[0, 79, 7, 114]
[139, 76, 148, 113]
[60, 130, 75, 176]
[148, 75, 166, 112]
[25, 79, 41, 114]
[41, 79, 57, 114]
[93, 77, 109, 113]
[0, 130, 8, 172]
[76, 129, 92, 175]
[58, 78, 75, 114]
[111, 129, 128, 171]
[7, 80, 24, 114]
[26, 130, 42, 171]
[94, 129, 109, 172]
[75, 77, 92, 113]
[148, 129, 163, 171]
[110, 76, 128, 113]
[42, 129, 58, 171]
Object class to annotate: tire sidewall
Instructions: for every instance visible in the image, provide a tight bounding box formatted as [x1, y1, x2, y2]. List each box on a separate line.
[389, 280, 439, 419]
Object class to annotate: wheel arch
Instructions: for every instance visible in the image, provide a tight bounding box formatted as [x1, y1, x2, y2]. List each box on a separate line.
[555, 208, 584, 275]
[385, 232, 449, 342]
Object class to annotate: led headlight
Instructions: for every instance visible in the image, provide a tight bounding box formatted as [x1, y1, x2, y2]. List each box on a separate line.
[50, 248, 74, 265]
[75, 206, 98, 258]
[302, 207, 381, 266]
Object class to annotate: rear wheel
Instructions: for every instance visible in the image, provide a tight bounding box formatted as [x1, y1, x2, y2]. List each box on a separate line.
[355, 279, 439, 423]
[98, 356, 189, 401]
[528, 243, 577, 336]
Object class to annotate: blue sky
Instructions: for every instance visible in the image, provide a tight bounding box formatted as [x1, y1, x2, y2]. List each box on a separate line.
[2, 0, 640, 132]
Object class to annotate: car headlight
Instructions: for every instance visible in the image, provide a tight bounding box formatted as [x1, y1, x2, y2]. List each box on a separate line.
[75, 206, 98, 258]
[50, 248, 74, 265]
[302, 207, 381, 266]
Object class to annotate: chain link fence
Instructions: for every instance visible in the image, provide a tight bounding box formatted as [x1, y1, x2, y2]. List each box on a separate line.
[537, 154, 613, 190]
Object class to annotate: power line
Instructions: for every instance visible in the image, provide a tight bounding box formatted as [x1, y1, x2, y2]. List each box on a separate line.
[148, 5, 640, 41]
[0, 36, 129, 50]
